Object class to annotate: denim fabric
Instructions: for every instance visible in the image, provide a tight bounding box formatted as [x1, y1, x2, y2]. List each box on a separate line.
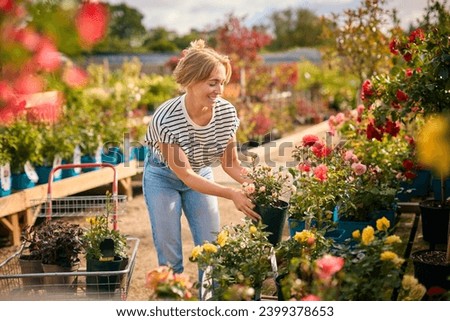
[142, 151, 220, 275]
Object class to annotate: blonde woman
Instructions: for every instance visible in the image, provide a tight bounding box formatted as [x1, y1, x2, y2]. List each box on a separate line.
[143, 40, 259, 277]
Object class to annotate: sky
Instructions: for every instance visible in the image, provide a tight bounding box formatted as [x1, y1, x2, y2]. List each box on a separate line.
[103, 0, 434, 35]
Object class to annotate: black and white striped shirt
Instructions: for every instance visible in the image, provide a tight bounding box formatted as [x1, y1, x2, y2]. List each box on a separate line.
[145, 94, 240, 172]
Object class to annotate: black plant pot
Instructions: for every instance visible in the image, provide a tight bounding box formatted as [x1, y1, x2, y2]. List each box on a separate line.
[86, 256, 123, 293]
[255, 201, 289, 247]
[411, 250, 450, 291]
[419, 200, 449, 246]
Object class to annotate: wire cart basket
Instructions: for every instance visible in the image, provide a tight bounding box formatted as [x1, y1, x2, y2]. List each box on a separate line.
[0, 163, 139, 300]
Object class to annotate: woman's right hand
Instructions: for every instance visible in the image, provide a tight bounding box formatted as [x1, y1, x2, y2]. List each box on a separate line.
[229, 188, 261, 221]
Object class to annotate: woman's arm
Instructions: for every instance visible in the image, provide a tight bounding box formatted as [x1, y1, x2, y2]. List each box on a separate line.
[158, 142, 260, 220]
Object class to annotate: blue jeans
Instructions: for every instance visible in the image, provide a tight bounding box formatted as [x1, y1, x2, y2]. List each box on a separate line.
[142, 152, 220, 275]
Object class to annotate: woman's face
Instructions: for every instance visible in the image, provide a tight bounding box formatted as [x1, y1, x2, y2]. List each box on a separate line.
[188, 64, 226, 108]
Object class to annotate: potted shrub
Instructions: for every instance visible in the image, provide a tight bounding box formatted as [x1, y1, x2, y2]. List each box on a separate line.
[18, 225, 45, 287]
[35, 220, 84, 289]
[189, 219, 274, 300]
[240, 156, 295, 246]
[81, 191, 128, 293]
[3, 118, 41, 190]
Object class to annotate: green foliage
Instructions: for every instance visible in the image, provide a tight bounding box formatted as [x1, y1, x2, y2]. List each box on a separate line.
[3, 118, 42, 173]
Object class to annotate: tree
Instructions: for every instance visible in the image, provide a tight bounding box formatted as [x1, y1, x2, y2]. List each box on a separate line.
[143, 27, 178, 52]
[268, 8, 326, 50]
[322, 0, 403, 86]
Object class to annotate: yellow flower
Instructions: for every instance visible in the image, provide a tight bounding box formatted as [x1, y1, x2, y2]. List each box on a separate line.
[190, 245, 203, 260]
[249, 225, 258, 235]
[294, 230, 315, 243]
[376, 217, 390, 232]
[380, 250, 397, 261]
[203, 243, 218, 253]
[361, 226, 375, 245]
[417, 114, 450, 177]
[385, 235, 402, 244]
[402, 275, 419, 290]
[217, 230, 228, 247]
[352, 230, 361, 239]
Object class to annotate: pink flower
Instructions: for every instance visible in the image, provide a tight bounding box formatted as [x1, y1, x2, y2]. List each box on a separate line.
[75, 2, 108, 47]
[62, 66, 89, 88]
[243, 183, 255, 194]
[301, 294, 321, 301]
[302, 134, 319, 147]
[344, 150, 358, 163]
[315, 255, 344, 280]
[351, 162, 367, 176]
[34, 39, 61, 72]
[313, 164, 328, 181]
[13, 73, 44, 95]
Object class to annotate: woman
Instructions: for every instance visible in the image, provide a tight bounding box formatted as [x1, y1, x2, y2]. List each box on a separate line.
[143, 39, 259, 276]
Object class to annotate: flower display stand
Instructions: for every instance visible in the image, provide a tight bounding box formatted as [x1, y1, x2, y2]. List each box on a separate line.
[287, 218, 345, 242]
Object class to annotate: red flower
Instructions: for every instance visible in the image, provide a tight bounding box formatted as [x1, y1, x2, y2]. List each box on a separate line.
[302, 134, 320, 147]
[405, 68, 413, 77]
[409, 28, 425, 43]
[396, 89, 408, 102]
[75, 2, 108, 47]
[297, 163, 311, 172]
[403, 52, 412, 62]
[404, 171, 417, 180]
[402, 159, 415, 170]
[384, 120, 400, 137]
[360, 79, 374, 101]
[389, 38, 400, 55]
[366, 119, 383, 141]
[13, 73, 45, 95]
[301, 294, 321, 301]
[0, 0, 13, 12]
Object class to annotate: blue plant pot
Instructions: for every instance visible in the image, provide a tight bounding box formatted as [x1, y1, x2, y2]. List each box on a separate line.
[80, 155, 100, 172]
[397, 169, 432, 201]
[35, 166, 62, 184]
[287, 218, 345, 242]
[0, 176, 12, 197]
[12, 173, 35, 190]
[61, 161, 80, 178]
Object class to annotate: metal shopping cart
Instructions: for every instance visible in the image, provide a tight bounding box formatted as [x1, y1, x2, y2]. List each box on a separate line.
[0, 163, 139, 300]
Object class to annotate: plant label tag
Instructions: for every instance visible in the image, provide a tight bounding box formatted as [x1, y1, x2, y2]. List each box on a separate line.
[24, 161, 39, 183]
[53, 155, 62, 179]
[0, 163, 11, 191]
[73, 145, 82, 173]
[95, 145, 102, 163]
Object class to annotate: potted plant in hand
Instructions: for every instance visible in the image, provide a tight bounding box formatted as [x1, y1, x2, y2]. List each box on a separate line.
[241, 156, 296, 246]
[81, 191, 128, 293]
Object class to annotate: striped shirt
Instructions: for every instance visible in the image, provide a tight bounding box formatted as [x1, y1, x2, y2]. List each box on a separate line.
[145, 94, 240, 172]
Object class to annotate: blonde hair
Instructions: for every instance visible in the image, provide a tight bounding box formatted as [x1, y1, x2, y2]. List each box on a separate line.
[173, 39, 232, 88]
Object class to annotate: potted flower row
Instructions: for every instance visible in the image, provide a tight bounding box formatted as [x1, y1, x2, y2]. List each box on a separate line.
[189, 217, 427, 301]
